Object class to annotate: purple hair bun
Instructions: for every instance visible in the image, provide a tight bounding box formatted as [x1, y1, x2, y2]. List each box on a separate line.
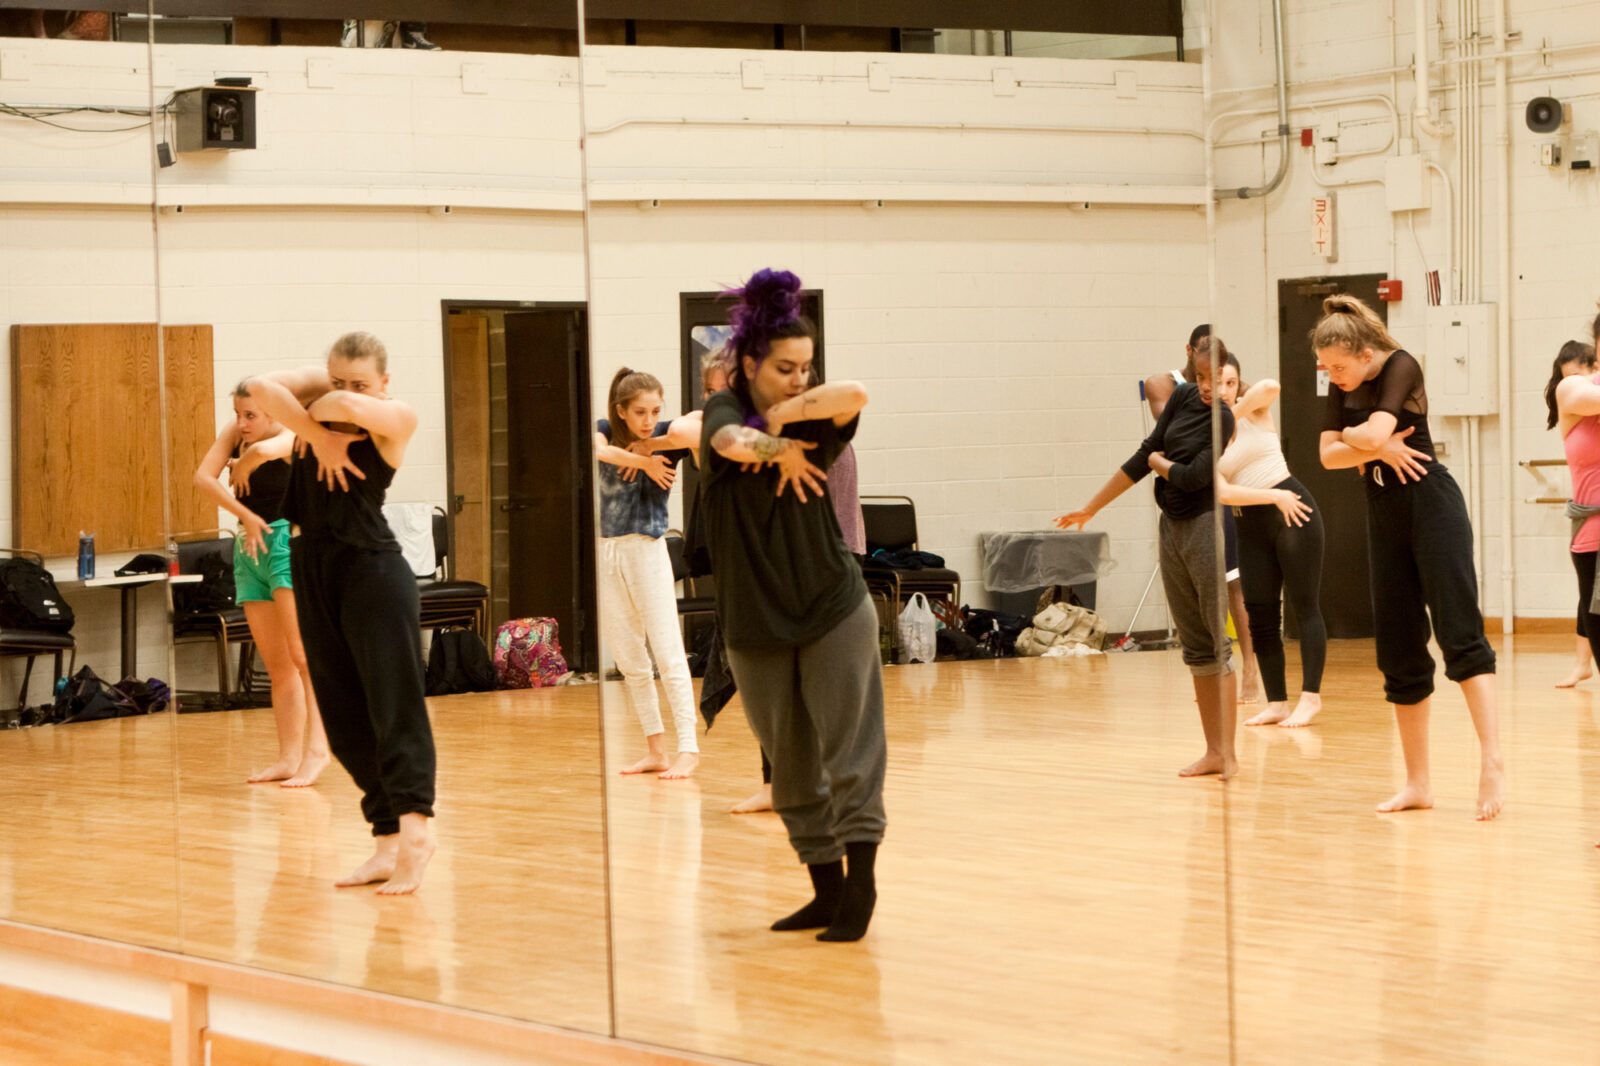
[724, 268, 804, 429]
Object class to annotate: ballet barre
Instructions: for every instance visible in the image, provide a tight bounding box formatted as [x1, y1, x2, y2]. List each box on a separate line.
[1519, 457, 1570, 505]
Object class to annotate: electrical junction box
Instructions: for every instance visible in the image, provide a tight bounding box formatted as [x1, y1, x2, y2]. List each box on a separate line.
[1385, 154, 1430, 212]
[1570, 130, 1599, 172]
[1426, 304, 1497, 415]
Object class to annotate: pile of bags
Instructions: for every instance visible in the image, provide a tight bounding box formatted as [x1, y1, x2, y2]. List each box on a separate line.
[1015, 600, 1107, 657]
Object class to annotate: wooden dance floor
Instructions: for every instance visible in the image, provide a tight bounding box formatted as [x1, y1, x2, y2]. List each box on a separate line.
[6, 635, 1600, 1063]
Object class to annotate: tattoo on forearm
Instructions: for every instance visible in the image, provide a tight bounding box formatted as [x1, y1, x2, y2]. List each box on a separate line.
[712, 425, 788, 461]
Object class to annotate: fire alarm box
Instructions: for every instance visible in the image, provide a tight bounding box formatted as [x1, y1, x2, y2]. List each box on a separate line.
[174, 85, 258, 152]
[1377, 279, 1403, 301]
[1426, 304, 1497, 416]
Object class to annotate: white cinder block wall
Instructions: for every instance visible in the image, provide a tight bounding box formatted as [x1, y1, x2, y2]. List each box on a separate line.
[1, 40, 585, 693]
[583, 45, 1211, 627]
[1209, 0, 1600, 621]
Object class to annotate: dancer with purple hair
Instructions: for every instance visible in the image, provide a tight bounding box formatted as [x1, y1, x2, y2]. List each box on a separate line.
[699, 268, 885, 942]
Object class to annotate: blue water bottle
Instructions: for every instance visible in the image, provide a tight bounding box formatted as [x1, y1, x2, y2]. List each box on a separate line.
[77, 532, 94, 580]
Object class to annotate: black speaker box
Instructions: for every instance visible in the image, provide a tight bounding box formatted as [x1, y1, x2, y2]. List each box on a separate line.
[1526, 96, 1565, 135]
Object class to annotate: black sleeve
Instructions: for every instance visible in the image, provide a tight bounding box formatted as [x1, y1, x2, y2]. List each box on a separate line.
[1375, 350, 1425, 417]
[700, 393, 743, 477]
[1164, 403, 1230, 493]
[1323, 381, 1345, 434]
[1120, 387, 1180, 483]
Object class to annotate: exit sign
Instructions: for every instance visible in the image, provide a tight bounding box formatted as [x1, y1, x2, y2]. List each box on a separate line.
[1311, 193, 1336, 260]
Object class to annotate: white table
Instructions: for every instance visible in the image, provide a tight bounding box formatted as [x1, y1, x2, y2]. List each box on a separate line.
[82, 573, 201, 678]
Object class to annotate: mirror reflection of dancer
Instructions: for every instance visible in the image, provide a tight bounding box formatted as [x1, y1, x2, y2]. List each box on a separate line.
[1549, 336, 1600, 689]
[1146, 325, 1261, 703]
[1313, 295, 1503, 820]
[595, 368, 703, 779]
[193, 383, 330, 786]
[1063, 344, 1237, 777]
[248, 332, 437, 891]
[1214, 356, 1328, 729]
[701, 269, 884, 942]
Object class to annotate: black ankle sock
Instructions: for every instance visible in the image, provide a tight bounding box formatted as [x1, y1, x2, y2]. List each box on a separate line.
[818, 841, 878, 942]
[771, 861, 844, 931]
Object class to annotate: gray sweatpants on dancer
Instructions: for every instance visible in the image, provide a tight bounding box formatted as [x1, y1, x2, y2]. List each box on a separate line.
[1159, 512, 1235, 677]
[725, 594, 887, 865]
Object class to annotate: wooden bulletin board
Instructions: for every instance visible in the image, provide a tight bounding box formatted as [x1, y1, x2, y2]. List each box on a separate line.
[11, 323, 217, 556]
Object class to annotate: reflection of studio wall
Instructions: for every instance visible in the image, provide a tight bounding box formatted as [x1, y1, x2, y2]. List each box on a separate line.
[582, 46, 1211, 629]
[1209, 0, 1600, 622]
[0, 39, 585, 692]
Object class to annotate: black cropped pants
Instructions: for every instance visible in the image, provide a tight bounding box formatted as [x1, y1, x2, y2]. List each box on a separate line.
[1365, 470, 1495, 705]
[292, 536, 435, 836]
[1234, 475, 1327, 703]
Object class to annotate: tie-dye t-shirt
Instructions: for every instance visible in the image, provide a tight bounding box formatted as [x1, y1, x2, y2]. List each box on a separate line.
[597, 419, 691, 539]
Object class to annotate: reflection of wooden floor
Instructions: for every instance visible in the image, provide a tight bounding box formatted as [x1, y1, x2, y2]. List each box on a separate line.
[10, 637, 1600, 1064]
[0, 686, 612, 1036]
[605, 636, 1600, 1066]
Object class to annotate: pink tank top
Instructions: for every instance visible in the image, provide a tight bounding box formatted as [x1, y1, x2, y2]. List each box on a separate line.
[1565, 373, 1600, 552]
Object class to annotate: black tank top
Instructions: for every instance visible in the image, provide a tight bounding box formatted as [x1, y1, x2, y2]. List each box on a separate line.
[283, 432, 399, 552]
[233, 448, 291, 525]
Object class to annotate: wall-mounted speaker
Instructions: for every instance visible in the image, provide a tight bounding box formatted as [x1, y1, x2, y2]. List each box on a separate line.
[1526, 96, 1565, 134]
[174, 85, 258, 152]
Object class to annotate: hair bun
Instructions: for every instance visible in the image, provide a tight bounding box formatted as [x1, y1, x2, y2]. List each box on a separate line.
[726, 267, 803, 368]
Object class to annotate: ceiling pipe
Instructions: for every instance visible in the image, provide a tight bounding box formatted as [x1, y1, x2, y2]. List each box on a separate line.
[1413, 0, 1455, 137]
[1215, 0, 1289, 200]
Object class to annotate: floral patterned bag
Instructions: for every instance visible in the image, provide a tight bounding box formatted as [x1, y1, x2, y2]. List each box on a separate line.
[492, 617, 568, 688]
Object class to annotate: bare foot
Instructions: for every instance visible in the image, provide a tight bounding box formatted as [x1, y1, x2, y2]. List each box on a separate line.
[1179, 753, 1237, 779]
[336, 836, 399, 887]
[1376, 785, 1434, 813]
[248, 758, 297, 784]
[1557, 666, 1592, 689]
[659, 752, 700, 780]
[732, 783, 773, 814]
[1476, 757, 1505, 821]
[1279, 693, 1324, 729]
[1245, 702, 1290, 726]
[281, 750, 331, 789]
[621, 754, 671, 775]
[377, 817, 435, 895]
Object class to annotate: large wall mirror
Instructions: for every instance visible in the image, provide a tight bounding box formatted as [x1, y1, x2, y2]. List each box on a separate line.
[0, 6, 181, 950]
[580, 3, 1236, 1062]
[0, 0, 612, 1035]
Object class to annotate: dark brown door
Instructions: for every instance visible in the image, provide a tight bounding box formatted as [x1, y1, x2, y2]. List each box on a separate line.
[1277, 273, 1386, 639]
[504, 309, 597, 672]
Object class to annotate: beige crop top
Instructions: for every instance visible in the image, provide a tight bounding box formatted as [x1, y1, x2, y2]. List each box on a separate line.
[1217, 415, 1292, 490]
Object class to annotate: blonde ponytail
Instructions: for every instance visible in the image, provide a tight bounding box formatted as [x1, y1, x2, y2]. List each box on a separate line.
[1310, 294, 1401, 354]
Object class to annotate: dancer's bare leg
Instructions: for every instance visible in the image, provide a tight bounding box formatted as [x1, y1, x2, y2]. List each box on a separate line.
[1460, 673, 1505, 821]
[732, 782, 773, 814]
[336, 833, 399, 886]
[1279, 691, 1324, 728]
[243, 601, 304, 784]
[276, 589, 331, 788]
[1244, 701, 1291, 726]
[1180, 672, 1237, 779]
[1558, 636, 1593, 688]
[377, 812, 436, 895]
[622, 732, 670, 775]
[1376, 698, 1433, 813]
[1229, 580, 1260, 703]
[659, 751, 700, 780]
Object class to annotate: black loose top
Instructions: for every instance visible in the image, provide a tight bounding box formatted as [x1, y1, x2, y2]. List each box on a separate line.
[282, 432, 400, 552]
[234, 448, 291, 525]
[1119, 382, 1234, 520]
[697, 391, 866, 651]
[1322, 349, 1443, 495]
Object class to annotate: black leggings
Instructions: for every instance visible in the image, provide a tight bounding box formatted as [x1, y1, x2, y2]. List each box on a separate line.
[1234, 475, 1327, 703]
[1573, 552, 1600, 658]
[1365, 470, 1496, 704]
[292, 536, 435, 836]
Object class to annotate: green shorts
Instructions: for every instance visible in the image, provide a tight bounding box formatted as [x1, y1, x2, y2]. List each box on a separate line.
[233, 519, 294, 603]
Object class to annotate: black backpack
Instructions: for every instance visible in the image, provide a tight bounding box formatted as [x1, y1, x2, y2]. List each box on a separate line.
[182, 551, 237, 614]
[0, 556, 74, 633]
[425, 627, 498, 696]
[51, 665, 137, 724]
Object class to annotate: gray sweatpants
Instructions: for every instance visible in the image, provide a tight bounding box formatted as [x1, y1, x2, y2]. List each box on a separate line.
[1159, 512, 1235, 677]
[725, 594, 887, 865]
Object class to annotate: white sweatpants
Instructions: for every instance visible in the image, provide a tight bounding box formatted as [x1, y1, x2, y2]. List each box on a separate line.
[599, 534, 698, 753]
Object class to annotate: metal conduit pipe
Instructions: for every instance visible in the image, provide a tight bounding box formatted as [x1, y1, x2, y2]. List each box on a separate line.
[1215, 0, 1289, 200]
[1494, 0, 1515, 631]
[1414, 0, 1455, 138]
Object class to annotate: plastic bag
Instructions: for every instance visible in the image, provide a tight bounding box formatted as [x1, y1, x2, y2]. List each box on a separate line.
[897, 593, 937, 664]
